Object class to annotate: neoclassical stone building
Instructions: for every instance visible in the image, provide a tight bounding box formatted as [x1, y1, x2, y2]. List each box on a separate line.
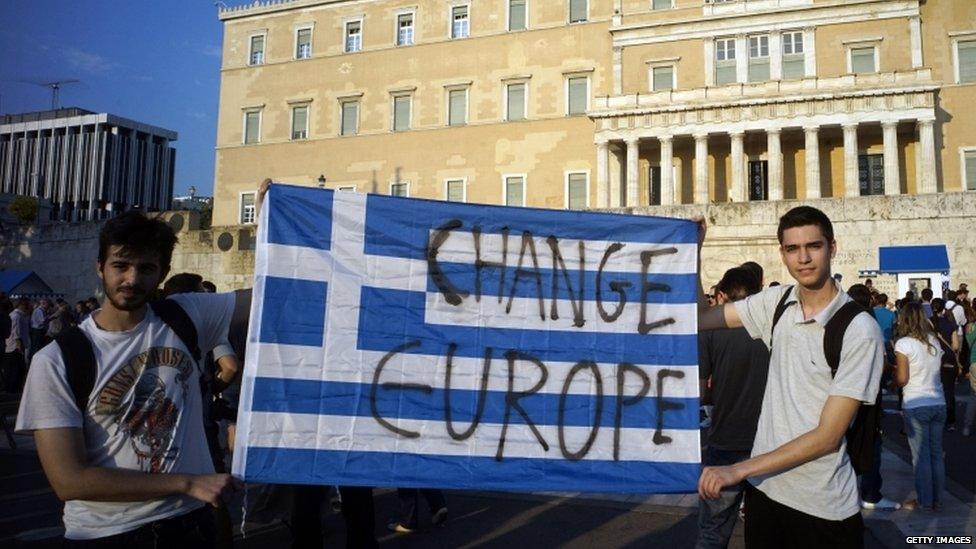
[210, 0, 975, 286]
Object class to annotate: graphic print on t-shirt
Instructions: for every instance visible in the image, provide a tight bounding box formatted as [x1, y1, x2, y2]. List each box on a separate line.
[94, 347, 195, 473]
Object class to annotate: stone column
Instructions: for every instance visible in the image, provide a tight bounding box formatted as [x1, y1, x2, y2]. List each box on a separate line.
[626, 138, 640, 207]
[882, 121, 900, 195]
[694, 133, 709, 204]
[767, 128, 783, 201]
[770, 33, 783, 81]
[918, 118, 937, 194]
[660, 135, 674, 205]
[730, 131, 746, 202]
[735, 35, 748, 83]
[804, 126, 821, 199]
[842, 123, 860, 197]
[596, 140, 609, 207]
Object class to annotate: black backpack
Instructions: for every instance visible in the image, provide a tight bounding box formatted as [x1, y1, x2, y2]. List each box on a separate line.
[54, 299, 201, 414]
[771, 286, 882, 475]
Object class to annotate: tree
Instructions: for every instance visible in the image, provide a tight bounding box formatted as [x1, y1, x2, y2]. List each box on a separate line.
[8, 196, 38, 226]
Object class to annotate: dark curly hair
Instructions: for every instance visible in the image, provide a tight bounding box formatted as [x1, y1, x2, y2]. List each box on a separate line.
[98, 211, 178, 272]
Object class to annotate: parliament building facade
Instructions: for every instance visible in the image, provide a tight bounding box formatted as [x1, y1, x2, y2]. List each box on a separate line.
[212, 0, 976, 228]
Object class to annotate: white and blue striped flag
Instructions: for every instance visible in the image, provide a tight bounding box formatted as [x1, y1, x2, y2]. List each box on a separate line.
[233, 184, 701, 493]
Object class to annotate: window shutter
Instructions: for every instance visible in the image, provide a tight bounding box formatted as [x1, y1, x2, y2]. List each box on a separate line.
[570, 0, 587, 23]
[652, 66, 673, 91]
[652, 0, 671, 9]
[959, 41, 976, 84]
[394, 96, 410, 131]
[449, 90, 466, 126]
[506, 177, 524, 206]
[507, 84, 526, 120]
[509, 0, 526, 30]
[782, 56, 805, 79]
[245, 112, 260, 143]
[292, 106, 307, 138]
[568, 77, 587, 114]
[966, 151, 976, 191]
[851, 47, 876, 73]
[748, 59, 770, 82]
[342, 102, 358, 135]
[297, 28, 311, 57]
[568, 174, 587, 209]
[447, 180, 464, 202]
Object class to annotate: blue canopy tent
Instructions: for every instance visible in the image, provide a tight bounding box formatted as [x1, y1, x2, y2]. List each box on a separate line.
[878, 245, 950, 274]
[0, 270, 59, 299]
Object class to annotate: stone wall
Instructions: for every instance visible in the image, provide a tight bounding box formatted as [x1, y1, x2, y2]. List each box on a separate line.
[1, 192, 973, 302]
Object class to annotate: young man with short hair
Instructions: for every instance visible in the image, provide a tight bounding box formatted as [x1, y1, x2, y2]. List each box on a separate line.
[697, 206, 884, 548]
[16, 212, 249, 546]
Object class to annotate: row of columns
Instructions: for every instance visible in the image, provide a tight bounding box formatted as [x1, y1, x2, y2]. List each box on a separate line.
[596, 118, 937, 207]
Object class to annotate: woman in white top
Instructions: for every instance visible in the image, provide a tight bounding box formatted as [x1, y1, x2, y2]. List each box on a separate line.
[894, 301, 946, 511]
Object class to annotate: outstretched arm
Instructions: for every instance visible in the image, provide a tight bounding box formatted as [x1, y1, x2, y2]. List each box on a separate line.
[698, 395, 860, 499]
[34, 427, 239, 505]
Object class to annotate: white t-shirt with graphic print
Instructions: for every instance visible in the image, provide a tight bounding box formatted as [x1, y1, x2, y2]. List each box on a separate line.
[16, 292, 236, 540]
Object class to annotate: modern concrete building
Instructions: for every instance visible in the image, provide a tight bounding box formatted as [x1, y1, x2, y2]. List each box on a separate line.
[212, 0, 976, 227]
[0, 108, 177, 221]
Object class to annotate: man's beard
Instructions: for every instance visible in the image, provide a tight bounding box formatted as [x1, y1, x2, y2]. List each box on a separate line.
[105, 285, 149, 311]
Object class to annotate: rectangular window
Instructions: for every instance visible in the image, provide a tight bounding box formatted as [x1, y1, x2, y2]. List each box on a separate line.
[397, 13, 414, 46]
[249, 35, 265, 65]
[506, 83, 526, 121]
[391, 182, 409, 197]
[446, 179, 465, 202]
[345, 21, 362, 52]
[244, 110, 261, 144]
[567, 76, 588, 115]
[340, 100, 358, 136]
[393, 95, 411, 131]
[858, 154, 885, 195]
[782, 31, 805, 80]
[851, 46, 876, 73]
[958, 40, 976, 84]
[715, 38, 736, 85]
[652, 66, 674, 91]
[505, 176, 525, 206]
[567, 173, 587, 210]
[648, 166, 661, 206]
[509, 0, 527, 31]
[964, 150, 976, 191]
[452, 6, 469, 39]
[569, 0, 587, 23]
[448, 89, 467, 126]
[652, 0, 672, 9]
[240, 193, 256, 224]
[296, 27, 312, 59]
[749, 160, 768, 201]
[748, 35, 770, 82]
[291, 105, 308, 140]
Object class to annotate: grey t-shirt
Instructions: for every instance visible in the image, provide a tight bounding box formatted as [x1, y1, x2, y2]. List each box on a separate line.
[734, 284, 883, 521]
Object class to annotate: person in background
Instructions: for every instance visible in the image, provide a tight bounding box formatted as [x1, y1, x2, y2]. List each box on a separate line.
[201, 280, 217, 294]
[930, 298, 961, 431]
[29, 298, 51, 360]
[920, 288, 934, 318]
[740, 261, 765, 288]
[4, 298, 31, 392]
[961, 306, 976, 436]
[893, 302, 946, 511]
[696, 266, 769, 548]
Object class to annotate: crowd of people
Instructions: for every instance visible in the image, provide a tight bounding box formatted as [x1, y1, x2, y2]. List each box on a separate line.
[3, 179, 974, 548]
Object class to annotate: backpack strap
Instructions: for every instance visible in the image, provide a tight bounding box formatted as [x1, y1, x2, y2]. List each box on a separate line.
[770, 285, 796, 347]
[823, 301, 868, 377]
[150, 299, 201, 362]
[55, 326, 97, 414]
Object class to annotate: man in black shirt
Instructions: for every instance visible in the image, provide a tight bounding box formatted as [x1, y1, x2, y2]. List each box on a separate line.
[696, 267, 769, 549]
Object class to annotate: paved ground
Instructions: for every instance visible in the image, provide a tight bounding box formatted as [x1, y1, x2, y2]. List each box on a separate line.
[2, 381, 974, 547]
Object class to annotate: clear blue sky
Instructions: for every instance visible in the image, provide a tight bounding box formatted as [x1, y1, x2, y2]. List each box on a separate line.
[0, 0, 229, 197]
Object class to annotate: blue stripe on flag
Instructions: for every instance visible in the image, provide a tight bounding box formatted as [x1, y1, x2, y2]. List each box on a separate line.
[250, 377, 699, 430]
[430, 262, 697, 304]
[364, 194, 698, 260]
[357, 287, 698, 365]
[259, 276, 328, 346]
[267, 184, 333, 251]
[244, 447, 700, 493]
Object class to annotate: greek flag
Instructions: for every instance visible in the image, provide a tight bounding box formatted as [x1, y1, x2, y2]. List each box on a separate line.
[233, 184, 701, 493]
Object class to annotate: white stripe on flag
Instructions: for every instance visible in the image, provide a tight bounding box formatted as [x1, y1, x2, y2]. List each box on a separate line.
[247, 344, 699, 398]
[425, 293, 698, 335]
[246, 411, 701, 463]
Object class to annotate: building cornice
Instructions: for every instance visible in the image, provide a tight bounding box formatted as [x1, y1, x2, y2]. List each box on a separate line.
[611, 0, 920, 47]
